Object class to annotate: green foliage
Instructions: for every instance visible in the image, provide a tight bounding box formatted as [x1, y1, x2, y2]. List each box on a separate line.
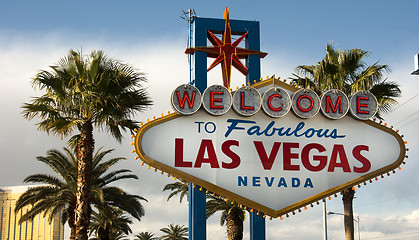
[163, 182, 189, 203]
[89, 208, 133, 240]
[22, 49, 152, 141]
[135, 232, 158, 240]
[291, 43, 401, 119]
[159, 224, 188, 240]
[14, 147, 147, 237]
[205, 195, 245, 226]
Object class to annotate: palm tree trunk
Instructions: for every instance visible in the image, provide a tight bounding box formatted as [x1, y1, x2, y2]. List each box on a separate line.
[68, 205, 77, 240]
[75, 120, 94, 240]
[342, 188, 355, 240]
[70, 227, 76, 240]
[226, 208, 243, 240]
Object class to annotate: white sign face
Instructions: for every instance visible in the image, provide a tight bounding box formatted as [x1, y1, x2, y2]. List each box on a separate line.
[135, 80, 406, 217]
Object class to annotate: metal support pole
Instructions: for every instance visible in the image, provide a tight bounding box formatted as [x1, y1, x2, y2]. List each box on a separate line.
[323, 200, 328, 240]
[250, 211, 265, 240]
[189, 184, 206, 240]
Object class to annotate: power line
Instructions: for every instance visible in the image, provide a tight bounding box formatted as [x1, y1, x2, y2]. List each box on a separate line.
[357, 191, 419, 208]
[393, 110, 419, 126]
[329, 228, 344, 240]
[391, 92, 419, 112]
[398, 115, 419, 128]
[361, 216, 419, 222]
[361, 231, 419, 239]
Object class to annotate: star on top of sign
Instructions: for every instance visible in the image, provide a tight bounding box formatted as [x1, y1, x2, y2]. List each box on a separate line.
[185, 7, 268, 89]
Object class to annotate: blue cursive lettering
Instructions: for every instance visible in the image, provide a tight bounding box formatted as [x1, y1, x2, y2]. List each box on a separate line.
[225, 119, 345, 139]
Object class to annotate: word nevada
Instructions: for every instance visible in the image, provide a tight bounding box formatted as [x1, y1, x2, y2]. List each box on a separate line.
[171, 84, 378, 120]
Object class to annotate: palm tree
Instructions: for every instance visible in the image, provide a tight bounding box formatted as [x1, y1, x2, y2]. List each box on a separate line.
[22, 49, 152, 239]
[206, 195, 246, 240]
[163, 182, 189, 203]
[159, 224, 188, 240]
[291, 43, 400, 118]
[135, 232, 158, 240]
[15, 147, 147, 240]
[163, 182, 246, 240]
[89, 208, 133, 240]
[291, 43, 401, 240]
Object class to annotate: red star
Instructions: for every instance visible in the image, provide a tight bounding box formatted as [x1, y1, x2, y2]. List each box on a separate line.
[185, 7, 267, 89]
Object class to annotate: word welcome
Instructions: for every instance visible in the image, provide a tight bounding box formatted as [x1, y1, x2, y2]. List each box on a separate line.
[171, 84, 378, 120]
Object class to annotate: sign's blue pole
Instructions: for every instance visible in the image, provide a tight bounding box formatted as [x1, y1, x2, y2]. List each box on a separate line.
[250, 211, 266, 240]
[188, 18, 207, 240]
[189, 184, 206, 240]
[189, 15, 265, 240]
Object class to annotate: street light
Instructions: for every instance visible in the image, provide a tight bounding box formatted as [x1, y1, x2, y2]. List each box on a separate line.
[327, 211, 360, 240]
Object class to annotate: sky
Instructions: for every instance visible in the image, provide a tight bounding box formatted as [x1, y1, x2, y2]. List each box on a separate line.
[1, 0, 419, 239]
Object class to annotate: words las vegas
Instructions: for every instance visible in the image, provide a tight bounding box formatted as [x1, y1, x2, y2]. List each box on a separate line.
[170, 84, 377, 188]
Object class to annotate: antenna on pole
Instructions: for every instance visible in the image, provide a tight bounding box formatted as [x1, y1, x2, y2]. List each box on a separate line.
[181, 9, 196, 85]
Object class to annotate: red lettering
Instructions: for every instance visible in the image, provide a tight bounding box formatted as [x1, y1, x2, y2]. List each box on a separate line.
[176, 91, 196, 109]
[353, 145, 371, 173]
[326, 96, 342, 113]
[357, 97, 369, 114]
[221, 140, 240, 169]
[240, 92, 254, 110]
[174, 138, 192, 167]
[210, 91, 223, 109]
[268, 94, 282, 111]
[254, 141, 281, 170]
[301, 143, 327, 171]
[297, 95, 314, 112]
[328, 145, 351, 172]
[194, 139, 220, 168]
[283, 142, 300, 171]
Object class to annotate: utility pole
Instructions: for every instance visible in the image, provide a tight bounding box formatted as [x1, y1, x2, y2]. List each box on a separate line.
[323, 200, 328, 240]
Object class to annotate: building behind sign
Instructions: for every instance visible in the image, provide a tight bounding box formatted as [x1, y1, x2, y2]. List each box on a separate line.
[0, 186, 64, 240]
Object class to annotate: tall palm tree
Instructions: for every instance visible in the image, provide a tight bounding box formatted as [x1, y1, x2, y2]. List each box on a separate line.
[15, 147, 147, 240]
[22, 49, 152, 239]
[135, 232, 158, 240]
[206, 195, 246, 240]
[291, 43, 401, 240]
[159, 224, 188, 240]
[89, 208, 133, 240]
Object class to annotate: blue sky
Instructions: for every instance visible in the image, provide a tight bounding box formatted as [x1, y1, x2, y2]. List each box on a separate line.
[1, 1, 419, 239]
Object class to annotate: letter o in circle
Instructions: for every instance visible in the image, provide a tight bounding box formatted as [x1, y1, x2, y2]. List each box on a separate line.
[291, 89, 320, 118]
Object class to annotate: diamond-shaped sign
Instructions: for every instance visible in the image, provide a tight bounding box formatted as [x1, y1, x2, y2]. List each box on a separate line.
[134, 78, 406, 218]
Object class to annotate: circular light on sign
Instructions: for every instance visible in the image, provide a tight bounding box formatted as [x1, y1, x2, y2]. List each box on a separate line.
[320, 90, 349, 120]
[171, 84, 202, 115]
[202, 85, 232, 116]
[291, 89, 320, 118]
[261, 87, 291, 118]
[232, 86, 261, 117]
[349, 91, 378, 120]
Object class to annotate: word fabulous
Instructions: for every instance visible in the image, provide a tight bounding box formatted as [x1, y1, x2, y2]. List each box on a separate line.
[171, 84, 378, 120]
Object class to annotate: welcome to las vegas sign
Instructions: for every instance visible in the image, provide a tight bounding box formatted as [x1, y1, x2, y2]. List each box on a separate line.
[133, 78, 407, 218]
